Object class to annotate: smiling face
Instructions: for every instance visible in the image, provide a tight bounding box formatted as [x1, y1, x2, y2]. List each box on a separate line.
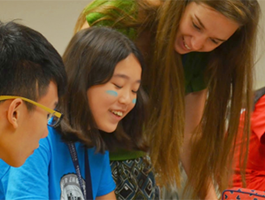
[174, 2, 240, 54]
[87, 53, 142, 133]
[0, 81, 59, 167]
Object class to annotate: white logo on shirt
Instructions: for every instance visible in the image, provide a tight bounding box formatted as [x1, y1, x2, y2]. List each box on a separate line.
[60, 173, 85, 200]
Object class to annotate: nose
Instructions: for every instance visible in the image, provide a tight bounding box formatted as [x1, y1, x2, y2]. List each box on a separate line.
[191, 35, 205, 51]
[118, 89, 133, 105]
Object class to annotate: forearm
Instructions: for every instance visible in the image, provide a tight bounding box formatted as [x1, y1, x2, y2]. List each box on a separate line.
[205, 181, 218, 200]
[181, 89, 207, 173]
[180, 89, 218, 199]
[180, 134, 218, 200]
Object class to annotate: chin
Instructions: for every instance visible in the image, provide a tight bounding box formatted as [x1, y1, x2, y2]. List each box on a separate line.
[174, 45, 184, 54]
[102, 129, 116, 133]
[7, 158, 26, 168]
[100, 126, 117, 133]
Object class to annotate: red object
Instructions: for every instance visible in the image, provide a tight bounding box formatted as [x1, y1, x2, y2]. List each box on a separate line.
[233, 95, 265, 190]
[222, 187, 265, 200]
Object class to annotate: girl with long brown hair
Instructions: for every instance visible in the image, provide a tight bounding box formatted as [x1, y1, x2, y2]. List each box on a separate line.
[75, 0, 261, 199]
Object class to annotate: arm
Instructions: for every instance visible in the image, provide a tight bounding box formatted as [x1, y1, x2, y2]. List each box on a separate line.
[205, 183, 218, 200]
[180, 89, 218, 200]
[180, 89, 207, 173]
[96, 191, 116, 200]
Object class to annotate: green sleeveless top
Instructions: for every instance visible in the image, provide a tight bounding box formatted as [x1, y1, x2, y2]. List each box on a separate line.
[84, 0, 210, 160]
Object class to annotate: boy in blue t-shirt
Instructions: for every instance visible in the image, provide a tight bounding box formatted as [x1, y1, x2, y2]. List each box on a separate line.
[0, 21, 67, 167]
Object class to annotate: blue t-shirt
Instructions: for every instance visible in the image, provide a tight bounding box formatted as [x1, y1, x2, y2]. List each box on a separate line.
[0, 127, 115, 200]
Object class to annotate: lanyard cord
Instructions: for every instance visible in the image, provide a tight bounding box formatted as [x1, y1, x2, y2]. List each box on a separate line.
[85, 148, 93, 200]
[67, 142, 93, 200]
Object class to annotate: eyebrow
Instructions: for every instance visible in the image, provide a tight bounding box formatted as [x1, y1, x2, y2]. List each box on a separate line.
[113, 74, 141, 83]
[195, 15, 205, 30]
[194, 15, 226, 42]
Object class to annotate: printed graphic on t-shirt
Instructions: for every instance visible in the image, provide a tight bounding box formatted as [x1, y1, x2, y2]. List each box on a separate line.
[60, 173, 85, 200]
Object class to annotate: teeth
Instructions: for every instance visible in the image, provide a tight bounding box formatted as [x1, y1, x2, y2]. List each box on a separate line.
[185, 43, 190, 49]
[111, 110, 123, 117]
[183, 40, 191, 50]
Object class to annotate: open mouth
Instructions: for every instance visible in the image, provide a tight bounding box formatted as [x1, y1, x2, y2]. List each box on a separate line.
[183, 38, 191, 50]
[110, 110, 123, 117]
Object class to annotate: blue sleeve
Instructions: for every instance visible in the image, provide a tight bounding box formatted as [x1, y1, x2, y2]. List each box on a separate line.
[0, 161, 10, 199]
[5, 137, 51, 200]
[96, 151, 116, 197]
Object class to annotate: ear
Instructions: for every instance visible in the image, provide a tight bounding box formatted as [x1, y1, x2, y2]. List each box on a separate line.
[7, 99, 23, 129]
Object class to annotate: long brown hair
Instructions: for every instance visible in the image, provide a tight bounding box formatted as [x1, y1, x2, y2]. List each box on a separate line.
[188, 0, 260, 197]
[75, 0, 260, 197]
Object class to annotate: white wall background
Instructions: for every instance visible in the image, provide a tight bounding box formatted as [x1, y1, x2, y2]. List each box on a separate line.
[0, 0, 90, 55]
[255, 0, 265, 89]
[0, 0, 264, 89]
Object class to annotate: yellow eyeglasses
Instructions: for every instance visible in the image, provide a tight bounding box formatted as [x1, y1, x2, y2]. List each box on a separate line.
[0, 95, 63, 127]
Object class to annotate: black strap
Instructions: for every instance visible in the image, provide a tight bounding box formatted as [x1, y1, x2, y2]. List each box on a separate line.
[67, 142, 93, 200]
[85, 149, 93, 200]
